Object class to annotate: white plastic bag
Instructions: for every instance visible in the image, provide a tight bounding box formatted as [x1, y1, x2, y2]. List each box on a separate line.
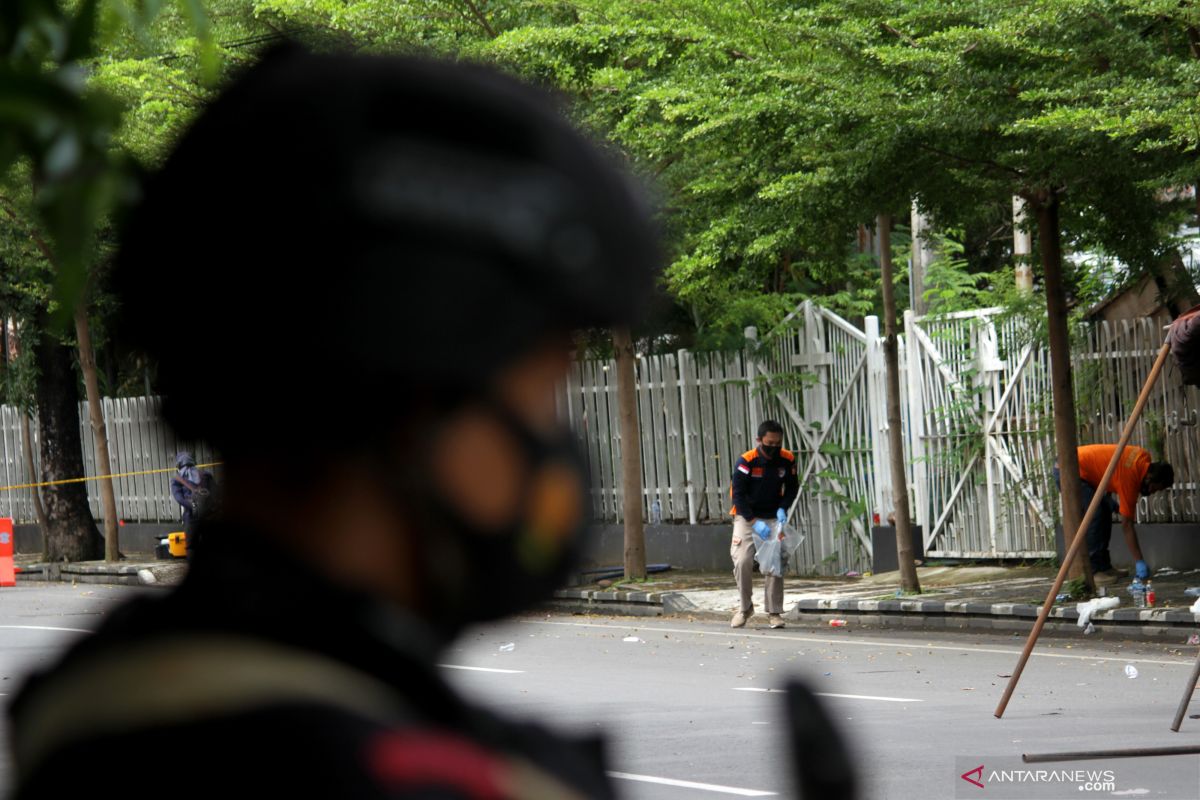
[754, 523, 784, 577]
[1076, 596, 1119, 628]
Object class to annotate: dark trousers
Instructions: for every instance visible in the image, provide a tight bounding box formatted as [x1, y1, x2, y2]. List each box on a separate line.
[1055, 468, 1115, 573]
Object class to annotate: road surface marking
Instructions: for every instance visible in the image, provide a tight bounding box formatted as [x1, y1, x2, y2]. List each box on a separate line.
[732, 687, 922, 702]
[438, 664, 525, 674]
[0, 625, 92, 634]
[607, 771, 776, 796]
[527, 621, 1191, 667]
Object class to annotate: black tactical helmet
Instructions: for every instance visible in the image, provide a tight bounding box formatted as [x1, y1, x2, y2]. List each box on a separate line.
[114, 44, 660, 454]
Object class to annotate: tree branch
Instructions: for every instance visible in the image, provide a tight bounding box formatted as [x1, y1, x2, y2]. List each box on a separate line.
[459, 0, 498, 39]
[0, 197, 55, 265]
[880, 22, 917, 46]
[915, 142, 1026, 181]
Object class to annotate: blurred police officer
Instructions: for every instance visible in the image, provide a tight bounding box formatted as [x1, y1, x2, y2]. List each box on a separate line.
[9, 44, 659, 799]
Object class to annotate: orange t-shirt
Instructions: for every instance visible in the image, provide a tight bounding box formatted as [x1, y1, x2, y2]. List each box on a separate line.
[1076, 444, 1150, 519]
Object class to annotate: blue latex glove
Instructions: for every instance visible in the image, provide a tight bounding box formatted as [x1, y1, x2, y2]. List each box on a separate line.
[1135, 560, 1150, 580]
[752, 519, 772, 539]
[776, 508, 788, 526]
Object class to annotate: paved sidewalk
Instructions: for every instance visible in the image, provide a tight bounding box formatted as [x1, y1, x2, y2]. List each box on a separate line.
[552, 564, 1200, 641]
[14, 552, 185, 587]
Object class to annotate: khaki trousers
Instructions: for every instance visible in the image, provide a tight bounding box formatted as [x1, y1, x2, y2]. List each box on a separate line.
[731, 515, 784, 614]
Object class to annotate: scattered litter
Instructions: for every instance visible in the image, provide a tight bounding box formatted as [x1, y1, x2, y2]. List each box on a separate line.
[1055, 593, 1069, 602]
[844, 571, 860, 578]
[1155, 568, 1180, 577]
[1191, 714, 1200, 719]
[1192, 598, 1200, 614]
[1083, 623, 1096, 635]
[1077, 597, 1119, 628]
[1189, 634, 1200, 646]
[623, 636, 643, 643]
[829, 620, 848, 628]
[996, 674, 1012, 678]
[1124, 665, 1139, 679]
[1075, 683, 1088, 686]
[1185, 587, 1200, 597]
[499, 643, 515, 652]
[961, 688, 975, 691]
[823, 672, 832, 676]
[728, 644, 735, 649]
[863, 571, 873, 577]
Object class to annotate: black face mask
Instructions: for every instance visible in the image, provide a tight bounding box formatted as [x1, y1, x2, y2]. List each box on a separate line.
[388, 397, 591, 636]
[759, 444, 782, 459]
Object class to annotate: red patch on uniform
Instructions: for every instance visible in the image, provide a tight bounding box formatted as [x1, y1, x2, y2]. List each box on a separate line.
[368, 731, 509, 798]
[736, 464, 750, 474]
[751, 468, 764, 477]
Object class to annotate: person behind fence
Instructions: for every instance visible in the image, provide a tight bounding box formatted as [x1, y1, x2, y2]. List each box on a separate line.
[729, 420, 799, 629]
[1059, 444, 1174, 586]
[170, 451, 215, 555]
[6, 44, 660, 799]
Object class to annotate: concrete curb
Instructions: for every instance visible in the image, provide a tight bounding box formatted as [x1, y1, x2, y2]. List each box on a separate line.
[17, 561, 185, 587]
[549, 589, 1200, 642]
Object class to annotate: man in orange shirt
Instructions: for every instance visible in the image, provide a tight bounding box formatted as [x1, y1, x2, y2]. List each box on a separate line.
[1064, 445, 1174, 585]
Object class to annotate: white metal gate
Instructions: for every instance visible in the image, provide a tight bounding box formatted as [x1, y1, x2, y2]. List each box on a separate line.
[757, 301, 886, 574]
[904, 309, 1057, 558]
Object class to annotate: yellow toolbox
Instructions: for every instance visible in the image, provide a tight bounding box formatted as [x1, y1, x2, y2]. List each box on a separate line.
[167, 531, 187, 558]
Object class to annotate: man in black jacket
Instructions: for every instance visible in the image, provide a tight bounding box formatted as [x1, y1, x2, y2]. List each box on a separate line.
[9, 44, 659, 799]
[729, 420, 799, 629]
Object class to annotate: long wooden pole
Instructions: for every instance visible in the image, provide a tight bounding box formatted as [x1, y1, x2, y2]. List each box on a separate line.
[994, 339, 1171, 719]
[1024, 744, 1200, 763]
[1170, 652, 1200, 732]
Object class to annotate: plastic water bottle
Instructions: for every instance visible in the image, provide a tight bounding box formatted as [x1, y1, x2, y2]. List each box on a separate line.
[650, 500, 662, 524]
[1129, 579, 1146, 609]
[1146, 580, 1156, 608]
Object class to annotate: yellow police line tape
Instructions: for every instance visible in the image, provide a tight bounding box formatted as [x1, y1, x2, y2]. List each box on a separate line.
[0, 463, 222, 493]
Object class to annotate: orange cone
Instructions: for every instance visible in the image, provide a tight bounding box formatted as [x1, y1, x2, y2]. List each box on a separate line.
[0, 518, 15, 587]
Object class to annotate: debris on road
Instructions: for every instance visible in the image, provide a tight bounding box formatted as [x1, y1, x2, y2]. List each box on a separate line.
[1125, 665, 1139, 679]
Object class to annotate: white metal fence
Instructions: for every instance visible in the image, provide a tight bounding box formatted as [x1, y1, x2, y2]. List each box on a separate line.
[0, 396, 215, 525]
[1, 309, 1191, 568]
[567, 303, 1200, 572]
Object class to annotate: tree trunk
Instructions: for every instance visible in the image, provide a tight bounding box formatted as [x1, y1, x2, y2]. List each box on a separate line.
[3, 320, 50, 557]
[879, 214, 922, 594]
[1031, 192, 1091, 586]
[909, 204, 934, 316]
[1149, 250, 1200, 318]
[34, 324, 101, 562]
[21, 415, 49, 559]
[1012, 196, 1035, 293]
[75, 303, 119, 562]
[613, 327, 646, 580]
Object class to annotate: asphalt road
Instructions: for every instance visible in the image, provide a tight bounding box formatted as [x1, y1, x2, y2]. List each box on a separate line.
[0, 585, 1198, 799]
[444, 614, 1200, 800]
